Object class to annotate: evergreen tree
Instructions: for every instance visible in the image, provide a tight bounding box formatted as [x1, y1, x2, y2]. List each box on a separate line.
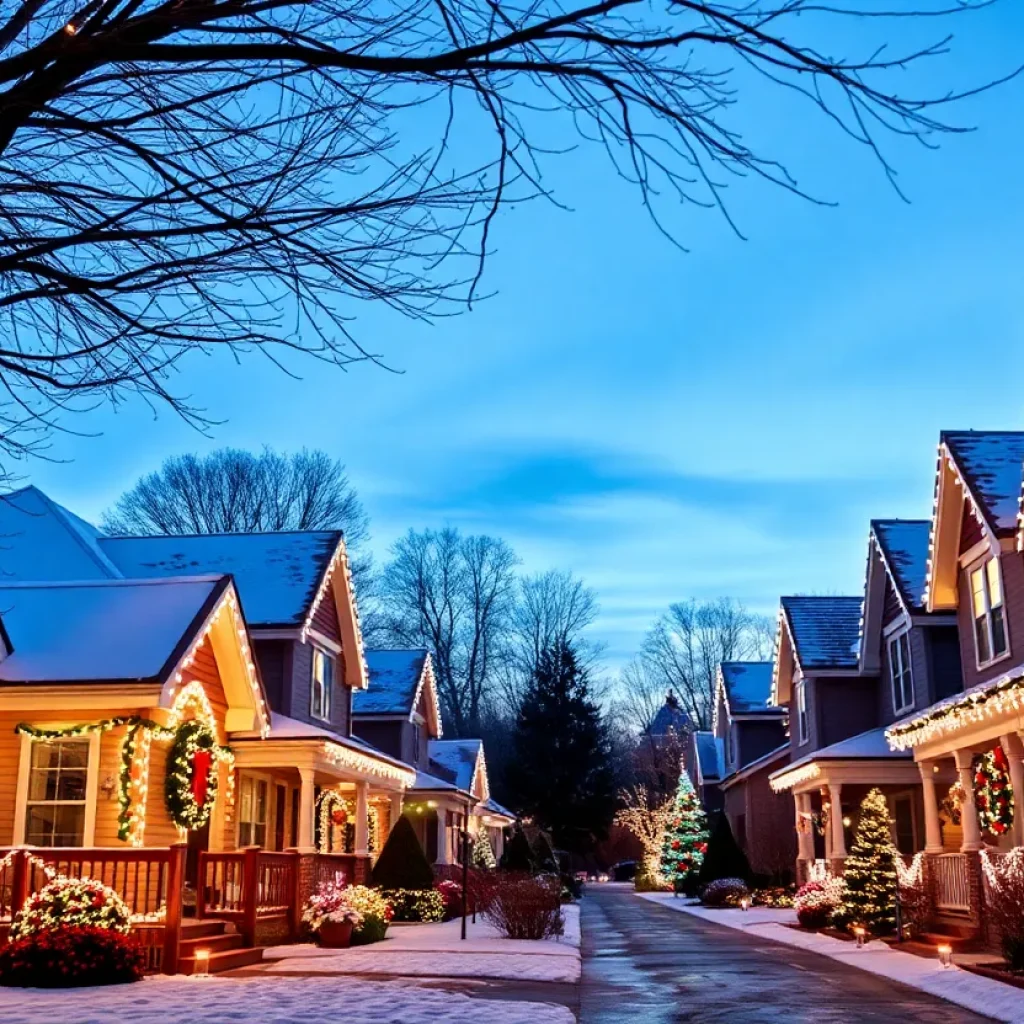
[697, 813, 752, 887]
[472, 829, 497, 869]
[660, 769, 709, 893]
[837, 788, 898, 935]
[505, 641, 617, 854]
[371, 815, 436, 890]
[501, 825, 537, 872]
[532, 831, 559, 872]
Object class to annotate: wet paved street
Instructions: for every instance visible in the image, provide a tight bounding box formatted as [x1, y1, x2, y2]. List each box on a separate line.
[580, 885, 992, 1023]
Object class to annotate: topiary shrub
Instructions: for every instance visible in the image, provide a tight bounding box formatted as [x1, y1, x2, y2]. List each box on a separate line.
[697, 815, 753, 888]
[0, 927, 145, 988]
[701, 878, 749, 908]
[371, 815, 436, 891]
[500, 827, 536, 873]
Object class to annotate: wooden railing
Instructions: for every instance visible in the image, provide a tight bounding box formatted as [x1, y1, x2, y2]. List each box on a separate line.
[0, 845, 185, 974]
[933, 852, 971, 912]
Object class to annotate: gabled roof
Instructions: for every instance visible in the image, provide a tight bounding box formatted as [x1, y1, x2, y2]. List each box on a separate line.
[872, 520, 929, 612]
[100, 531, 341, 628]
[650, 692, 690, 736]
[694, 731, 724, 784]
[941, 431, 1024, 537]
[720, 662, 776, 713]
[354, 649, 442, 737]
[770, 725, 911, 791]
[781, 596, 862, 670]
[0, 575, 226, 685]
[428, 738, 489, 800]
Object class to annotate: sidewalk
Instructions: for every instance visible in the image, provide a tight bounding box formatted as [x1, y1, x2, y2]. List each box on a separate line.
[639, 892, 1024, 1023]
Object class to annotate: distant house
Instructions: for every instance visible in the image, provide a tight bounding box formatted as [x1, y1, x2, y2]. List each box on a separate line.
[353, 650, 514, 864]
[686, 731, 724, 816]
[641, 691, 691, 801]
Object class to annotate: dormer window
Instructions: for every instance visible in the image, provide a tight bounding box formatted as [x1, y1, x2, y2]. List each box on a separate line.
[796, 680, 808, 745]
[311, 648, 334, 722]
[971, 559, 1008, 666]
[888, 631, 914, 714]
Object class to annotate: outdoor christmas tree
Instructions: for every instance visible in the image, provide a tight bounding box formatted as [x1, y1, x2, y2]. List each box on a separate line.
[472, 829, 497, 869]
[837, 788, 898, 935]
[659, 769, 709, 894]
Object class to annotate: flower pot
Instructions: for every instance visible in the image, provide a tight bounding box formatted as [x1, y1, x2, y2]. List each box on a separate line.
[318, 919, 354, 948]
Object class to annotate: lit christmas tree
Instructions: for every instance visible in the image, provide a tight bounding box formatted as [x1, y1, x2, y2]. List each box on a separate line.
[659, 768, 709, 894]
[471, 829, 497, 869]
[837, 788, 898, 935]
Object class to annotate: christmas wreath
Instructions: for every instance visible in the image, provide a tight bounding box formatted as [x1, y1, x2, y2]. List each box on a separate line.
[165, 720, 219, 830]
[974, 746, 1014, 838]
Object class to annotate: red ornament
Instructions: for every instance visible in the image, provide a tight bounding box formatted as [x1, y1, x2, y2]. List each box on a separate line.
[671, 839, 681, 850]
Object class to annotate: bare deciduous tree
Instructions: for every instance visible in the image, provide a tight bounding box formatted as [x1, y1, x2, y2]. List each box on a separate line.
[378, 526, 518, 735]
[0, 0, 1010, 460]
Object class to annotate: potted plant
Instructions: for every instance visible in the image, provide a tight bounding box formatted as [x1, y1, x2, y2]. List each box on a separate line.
[302, 881, 365, 948]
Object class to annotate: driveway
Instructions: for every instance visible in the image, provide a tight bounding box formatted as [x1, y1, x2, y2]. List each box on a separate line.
[580, 885, 995, 1023]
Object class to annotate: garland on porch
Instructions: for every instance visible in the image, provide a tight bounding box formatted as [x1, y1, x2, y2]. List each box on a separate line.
[974, 747, 1014, 838]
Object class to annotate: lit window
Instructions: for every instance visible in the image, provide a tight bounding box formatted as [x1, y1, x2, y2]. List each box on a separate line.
[238, 776, 268, 848]
[971, 560, 1008, 666]
[311, 648, 334, 722]
[888, 632, 914, 713]
[796, 681, 808, 745]
[26, 739, 89, 847]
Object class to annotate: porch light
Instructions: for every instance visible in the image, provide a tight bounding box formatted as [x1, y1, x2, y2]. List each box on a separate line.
[427, 800, 438, 808]
[193, 948, 211, 978]
[842, 816, 851, 828]
[937, 944, 953, 968]
[853, 926, 866, 948]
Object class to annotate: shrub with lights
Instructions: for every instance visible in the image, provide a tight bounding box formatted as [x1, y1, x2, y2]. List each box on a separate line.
[10, 877, 132, 939]
[342, 885, 394, 945]
[975, 747, 1014, 838]
[659, 770, 709, 895]
[301, 881, 365, 938]
[0, 926, 145, 988]
[388, 888, 446, 923]
[700, 878, 749, 908]
[794, 878, 844, 929]
[835, 789, 898, 936]
[435, 879, 464, 920]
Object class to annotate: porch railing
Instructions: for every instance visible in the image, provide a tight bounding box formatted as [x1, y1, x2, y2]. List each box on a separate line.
[0, 845, 185, 974]
[933, 852, 971, 912]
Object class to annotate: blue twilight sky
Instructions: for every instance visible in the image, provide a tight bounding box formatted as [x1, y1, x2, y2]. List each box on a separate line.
[20, 5, 1024, 671]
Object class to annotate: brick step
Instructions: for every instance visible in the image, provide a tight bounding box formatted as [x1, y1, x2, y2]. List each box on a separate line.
[918, 931, 983, 952]
[180, 920, 231, 940]
[178, 946, 265, 975]
[180, 933, 247, 957]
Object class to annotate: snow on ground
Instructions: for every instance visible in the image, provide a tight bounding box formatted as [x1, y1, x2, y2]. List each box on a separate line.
[264, 905, 581, 984]
[0, 975, 575, 1024]
[641, 893, 1024, 1024]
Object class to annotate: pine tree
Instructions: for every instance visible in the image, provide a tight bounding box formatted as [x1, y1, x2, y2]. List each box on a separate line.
[837, 788, 898, 935]
[505, 641, 617, 854]
[660, 768, 709, 894]
[501, 825, 537, 872]
[697, 813, 752, 887]
[472, 829, 497, 869]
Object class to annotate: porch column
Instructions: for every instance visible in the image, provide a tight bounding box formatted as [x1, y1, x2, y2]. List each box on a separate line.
[298, 767, 316, 852]
[829, 783, 847, 860]
[435, 807, 451, 865]
[795, 792, 814, 863]
[354, 780, 370, 856]
[494, 827, 505, 862]
[390, 792, 404, 827]
[918, 760, 944, 853]
[1002, 734, 1024, 848]
[954, 749, 983, 852]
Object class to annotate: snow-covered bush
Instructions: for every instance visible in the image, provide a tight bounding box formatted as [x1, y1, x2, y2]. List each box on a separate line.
[481, 874, 563, 940]
[0, 926, 145, 988]
[301, 880, 365, 936]
[794, 878, 845, 929]
[701, 878, 749, 907]
[10, 877, 131, 939]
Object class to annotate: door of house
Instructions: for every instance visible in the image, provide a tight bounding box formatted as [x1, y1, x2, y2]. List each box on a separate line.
[185, 819, 211, 893]
[274, 785, 287, 851]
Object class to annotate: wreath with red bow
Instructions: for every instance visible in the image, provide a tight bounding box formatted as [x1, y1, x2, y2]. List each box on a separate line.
[165, 720, 220, 831]
[974, 746, 1014, 838]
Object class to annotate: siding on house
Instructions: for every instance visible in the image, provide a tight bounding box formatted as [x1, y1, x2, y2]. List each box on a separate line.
[735, 719, 787, 769]
[723, 755, 796, 880]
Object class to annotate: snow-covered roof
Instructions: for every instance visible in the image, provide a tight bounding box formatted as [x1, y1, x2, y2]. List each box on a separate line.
[650, 693, 690, 735]
[942, 430, 1024, 536]
[428, 738, 486, 797]
[354, 649, 428, 715]
[481, 797, 516, 821]
[410, 767, 463, 793]
[100, 531, 341, 627]
[694, 731, 724, 782]
[720, 662, 776, 713]
[872, 520, 929, 611]
[773, 726, 911, 782]
[720, 743, 790, 789]
[781, 596, 862, 670]
[0, 576, 224, 684]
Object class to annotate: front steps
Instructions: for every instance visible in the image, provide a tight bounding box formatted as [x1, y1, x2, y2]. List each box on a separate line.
[177, 920, 265, 975]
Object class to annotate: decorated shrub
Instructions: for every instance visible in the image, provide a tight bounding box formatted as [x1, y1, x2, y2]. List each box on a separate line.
[482, 873, 563, 940]
[388, 888, 445, 923]
[344, 886, 394, 945]
[435, 879, 464, 920]
[751, 886, 795, 909]
[700, 877, 749, 908]
[301, 880, 365, 938]
[371, 815, 435, 891]
[0, 926, 146, 988]
[794, 879, 845, 930]
[10, 877, 131, 940]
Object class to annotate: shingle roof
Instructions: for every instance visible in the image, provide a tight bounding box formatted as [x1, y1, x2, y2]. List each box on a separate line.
[781, 596, 862, 670]
[650, 693, 690, 735]
[353, 649, 428, 716]
[428, 738, 482, 793]
[720, 662, 776, 713]
[942, 431, 1024, 536]
[0, 576, 223, 684]
[695, 731, 724, 782]
[871, 519, 929, 611]
[100, 531, 341, 627]
[482, 797, 516, 821]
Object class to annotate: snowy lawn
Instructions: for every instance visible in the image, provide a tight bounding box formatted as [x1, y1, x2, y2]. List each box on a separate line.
[263, 904, 581, 984]
[640, 892, 1024, 1023]
[0, 975, 574, 1024]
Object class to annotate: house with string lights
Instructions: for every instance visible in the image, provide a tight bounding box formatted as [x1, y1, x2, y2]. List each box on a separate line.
[712, 662, 793, 879]
[353, 649, 514, 866]
[0, 486, 416, 972]
[885, 431, 1024, 939]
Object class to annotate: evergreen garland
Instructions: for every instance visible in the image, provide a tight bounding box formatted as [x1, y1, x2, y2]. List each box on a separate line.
[165, 720, 220, 831]
[659, 769, 709, 893]
[836, 788, 898, 936]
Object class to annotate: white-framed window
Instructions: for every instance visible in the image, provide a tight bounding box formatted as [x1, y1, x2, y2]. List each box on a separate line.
[888, 631, 914, 713]
[970, 558, 1008, 666]
[238, 776, 268, 848]
[24, 738, 90, 847]
[796, 680, 809, 745]
[311, 647, 334, 722]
